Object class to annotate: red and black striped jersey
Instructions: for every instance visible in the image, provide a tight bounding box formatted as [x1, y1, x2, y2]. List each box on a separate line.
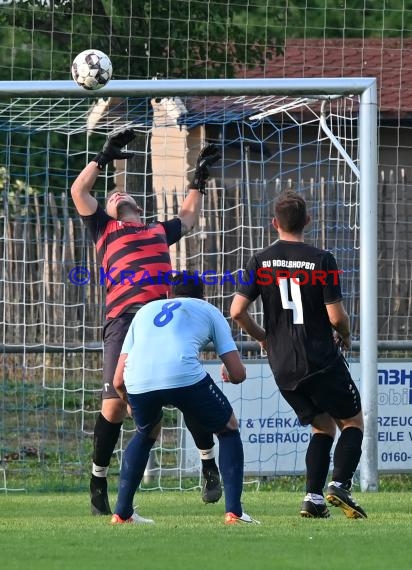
[81, 204, 182, 318]
[237, 240, 343, 390]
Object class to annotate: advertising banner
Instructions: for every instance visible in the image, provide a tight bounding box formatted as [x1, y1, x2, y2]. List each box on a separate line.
[182, 361, 412, 474]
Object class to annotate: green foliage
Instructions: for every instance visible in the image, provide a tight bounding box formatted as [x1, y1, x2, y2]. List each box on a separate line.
[0, 0, 283, 198]
[1, 0, 408, 199]
[1, 0, 411, 84]
[0, 166, 37, 218]
[0, 0, 279, 81]
[285, 0, 412, 39]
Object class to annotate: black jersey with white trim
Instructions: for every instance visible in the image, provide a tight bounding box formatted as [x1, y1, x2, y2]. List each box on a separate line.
[237, 240, 343, 390]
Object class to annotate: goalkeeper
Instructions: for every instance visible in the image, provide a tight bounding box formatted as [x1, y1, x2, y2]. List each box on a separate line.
[71, 129, 222, 516]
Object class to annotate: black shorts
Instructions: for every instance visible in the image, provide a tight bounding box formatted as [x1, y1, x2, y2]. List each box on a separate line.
[127, 374, 233, 435]
[102, 313, 136, 399]
[280, 356, 362, 426]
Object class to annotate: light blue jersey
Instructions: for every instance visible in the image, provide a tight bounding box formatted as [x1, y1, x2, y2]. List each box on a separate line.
[121, 297, 237, 394]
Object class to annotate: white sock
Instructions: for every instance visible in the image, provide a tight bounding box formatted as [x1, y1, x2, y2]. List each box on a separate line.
[198, 448, 215, 461]
[92, 463, 108, 478]
[304, 493, 325, 505]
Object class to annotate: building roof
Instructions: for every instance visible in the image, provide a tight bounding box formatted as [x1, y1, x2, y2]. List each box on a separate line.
[242, 38, 412, 117]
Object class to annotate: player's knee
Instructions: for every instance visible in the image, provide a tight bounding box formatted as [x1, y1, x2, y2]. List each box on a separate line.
[312, 412, 336, 438]
[136, 420, 162, 440]
[216, 428, 240, 443]
[148, 421, 162, 440]
[339, 411, 364, 432]
[101, 398, 127, 423]
[217, 413, 239, 433]
[227, 412, 239, 431]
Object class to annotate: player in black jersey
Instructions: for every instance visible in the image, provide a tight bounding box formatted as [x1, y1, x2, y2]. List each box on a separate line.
[71, 129, 222, 516]
[230, 191, 367, 519]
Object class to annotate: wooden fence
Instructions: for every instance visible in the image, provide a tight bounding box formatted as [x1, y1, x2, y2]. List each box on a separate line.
[0, 169, 411, 350]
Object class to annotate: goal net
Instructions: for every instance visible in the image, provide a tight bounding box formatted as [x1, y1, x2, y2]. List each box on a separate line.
[0, 79, 377, 492]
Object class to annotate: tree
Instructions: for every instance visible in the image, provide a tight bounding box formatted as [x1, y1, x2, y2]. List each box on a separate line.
[283, 0, 412, 39]
[0, 0, 278, 81]
[1, 0, 411, 85]
[0, 0, 280, 204]
[1, 0, 409, 202]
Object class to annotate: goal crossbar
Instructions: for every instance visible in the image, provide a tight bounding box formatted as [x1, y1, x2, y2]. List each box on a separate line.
[0, 77, 377, 99]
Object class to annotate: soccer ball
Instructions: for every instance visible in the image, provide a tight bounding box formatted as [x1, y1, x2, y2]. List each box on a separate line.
[71, 49, 112, 91]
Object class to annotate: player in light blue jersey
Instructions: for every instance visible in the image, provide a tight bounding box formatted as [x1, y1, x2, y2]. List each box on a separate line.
[111, 271, 259, 526]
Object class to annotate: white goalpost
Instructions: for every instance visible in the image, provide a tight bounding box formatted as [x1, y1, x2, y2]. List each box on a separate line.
[0, 78, 377, 493]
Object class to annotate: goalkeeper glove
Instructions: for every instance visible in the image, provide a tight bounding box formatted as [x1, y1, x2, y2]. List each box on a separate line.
[93, 129, 136, 170]
[190, 143, 221, 194]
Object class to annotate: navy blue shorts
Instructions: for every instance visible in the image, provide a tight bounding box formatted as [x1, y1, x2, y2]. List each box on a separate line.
[280, 356, 362, 426]
[127, 374, 233, 435]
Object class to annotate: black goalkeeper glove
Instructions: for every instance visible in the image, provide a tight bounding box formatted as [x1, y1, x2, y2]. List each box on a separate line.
[93, 129, 136, 170]
[190, 143, 221, 194]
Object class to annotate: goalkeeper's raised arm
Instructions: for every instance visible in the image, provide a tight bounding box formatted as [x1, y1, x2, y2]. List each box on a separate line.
[71, 129, 136, 216]
[180, 143, 221, 235]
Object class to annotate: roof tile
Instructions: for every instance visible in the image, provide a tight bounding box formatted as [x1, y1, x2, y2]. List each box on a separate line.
[242, 38, 412, 115]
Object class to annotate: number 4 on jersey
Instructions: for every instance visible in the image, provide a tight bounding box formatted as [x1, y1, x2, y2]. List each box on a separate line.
[278, 277, 304, 325]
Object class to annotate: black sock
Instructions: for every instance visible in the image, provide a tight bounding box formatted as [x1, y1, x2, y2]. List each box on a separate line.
[332, 426, 363, 486]
[202, 458, 218, 475]
[305, 433, 334, 495]
[92, 412, 122, 469]
[90, 473, 108, 492]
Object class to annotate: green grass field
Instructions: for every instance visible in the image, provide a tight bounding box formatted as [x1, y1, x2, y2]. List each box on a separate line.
[1, 489, 411, 570]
